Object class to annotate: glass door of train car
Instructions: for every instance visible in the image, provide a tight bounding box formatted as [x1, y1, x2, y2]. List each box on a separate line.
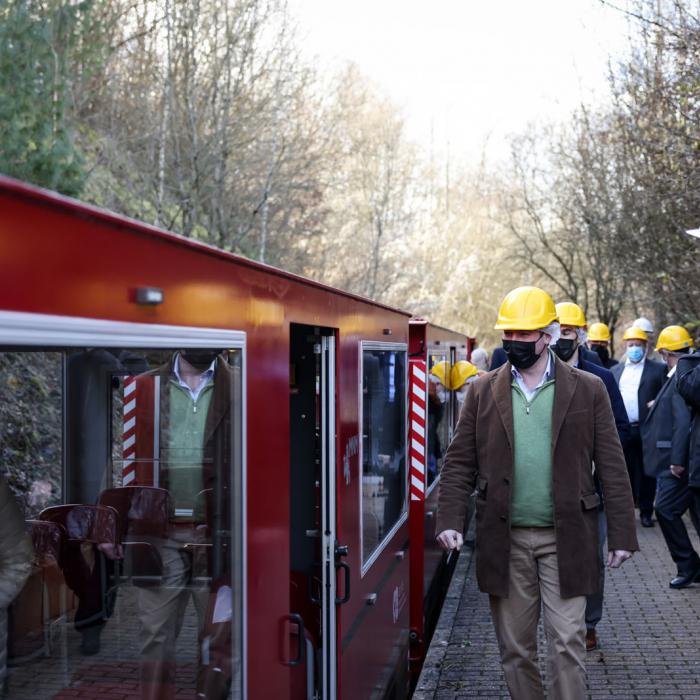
[289, 325, 341, 699]
[0, 314, 246, 700]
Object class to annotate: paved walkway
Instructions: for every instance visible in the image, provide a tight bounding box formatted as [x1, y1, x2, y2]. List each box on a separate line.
[414, 515, 700, 699]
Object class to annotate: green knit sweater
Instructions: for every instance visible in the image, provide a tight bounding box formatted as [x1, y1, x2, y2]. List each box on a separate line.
[165, 380, 214, 515]
[510, 379, 555, 527]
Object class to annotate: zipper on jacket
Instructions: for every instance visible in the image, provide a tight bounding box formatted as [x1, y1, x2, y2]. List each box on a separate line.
[512, 380, 553, 415]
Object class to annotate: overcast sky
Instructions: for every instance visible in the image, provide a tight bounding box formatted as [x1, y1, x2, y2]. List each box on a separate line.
[288, 0, 632, 165]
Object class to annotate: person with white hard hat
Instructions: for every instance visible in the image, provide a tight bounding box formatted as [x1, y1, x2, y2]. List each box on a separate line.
[611, 327, 667, 527]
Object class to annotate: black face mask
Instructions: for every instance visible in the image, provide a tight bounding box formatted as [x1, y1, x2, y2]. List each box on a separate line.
[553, 338, 577, 362]
[591, 344, 609, 364]
[502, 335, 544, 370]
[180, 349, 220, 371]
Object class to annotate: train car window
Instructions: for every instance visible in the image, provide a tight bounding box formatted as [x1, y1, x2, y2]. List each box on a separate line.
[361, 347, 407, 569]
[0, 346, 244, 700]
[427, 354, 450, 488]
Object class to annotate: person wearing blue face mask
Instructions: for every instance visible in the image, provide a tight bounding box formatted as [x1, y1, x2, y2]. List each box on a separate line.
[611, 326, 667, 527]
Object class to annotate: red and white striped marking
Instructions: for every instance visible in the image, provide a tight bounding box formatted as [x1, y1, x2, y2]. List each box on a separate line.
[122, 377, 137, 485]
[409, 361, 427, 502]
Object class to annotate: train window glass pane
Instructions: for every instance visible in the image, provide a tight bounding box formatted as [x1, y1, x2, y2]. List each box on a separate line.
[427, 354, 449, 487]
[1, 347, 244, 700]
[362, 348, 406, 566]
[0, 351, 64, 516]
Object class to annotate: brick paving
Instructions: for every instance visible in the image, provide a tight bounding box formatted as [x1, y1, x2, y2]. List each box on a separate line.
[6, 585, 200, 699]
[414, 515, 700, 699]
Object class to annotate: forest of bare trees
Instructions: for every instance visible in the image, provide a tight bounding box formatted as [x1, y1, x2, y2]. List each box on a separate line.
[2, 0, 700, 348]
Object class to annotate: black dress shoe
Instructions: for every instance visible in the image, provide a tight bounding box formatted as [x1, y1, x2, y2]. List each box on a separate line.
[670, 570, 700, 589]
[640, 515, 654, 527]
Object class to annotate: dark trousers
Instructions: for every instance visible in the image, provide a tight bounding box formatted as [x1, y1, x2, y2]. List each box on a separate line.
[62, 543, 115, 631]
[655, 473, 700, 575]
[624, 425, 656, 518]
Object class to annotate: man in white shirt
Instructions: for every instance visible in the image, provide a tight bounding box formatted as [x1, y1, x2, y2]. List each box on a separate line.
[612, 327, 667, 526]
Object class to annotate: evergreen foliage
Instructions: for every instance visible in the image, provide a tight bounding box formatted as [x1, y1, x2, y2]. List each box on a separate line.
[0, 0, 90, 196]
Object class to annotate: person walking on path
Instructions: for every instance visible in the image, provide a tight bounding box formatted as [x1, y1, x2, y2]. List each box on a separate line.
[552, 302, 631, 652]
[436, 286, 638, 700]
[587, 322, 618, 369]
[642, 325, 699, 589]
[611, 326, 667, 527]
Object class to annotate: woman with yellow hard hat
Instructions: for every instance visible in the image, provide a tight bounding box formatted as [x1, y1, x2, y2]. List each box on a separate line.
[450, 360, 479, 413]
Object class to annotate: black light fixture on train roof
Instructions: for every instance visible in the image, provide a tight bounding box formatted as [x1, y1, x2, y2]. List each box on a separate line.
[134, 287, 164, 305]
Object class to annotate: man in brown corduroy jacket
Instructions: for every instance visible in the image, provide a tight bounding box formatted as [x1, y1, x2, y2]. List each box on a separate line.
[437, 287, 638, 700]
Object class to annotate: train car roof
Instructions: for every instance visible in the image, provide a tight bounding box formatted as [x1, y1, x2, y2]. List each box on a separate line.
[0, 175, 411, 318]
[410, 317, 469, 339]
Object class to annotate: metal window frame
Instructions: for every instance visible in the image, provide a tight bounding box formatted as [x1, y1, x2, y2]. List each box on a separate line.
[0, 309, 248, 699]
[425, 350, 449, 499]
[358, 340, 409, 577]
[320, 334, 337, 699]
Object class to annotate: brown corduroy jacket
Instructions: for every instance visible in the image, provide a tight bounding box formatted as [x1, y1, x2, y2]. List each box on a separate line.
[436, 355, 638, 598]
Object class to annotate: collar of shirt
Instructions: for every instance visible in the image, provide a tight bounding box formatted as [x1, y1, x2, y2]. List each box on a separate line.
[511, 349, 554, 401]
[624, 357, 646, 369]
[173, 354, 215, 401]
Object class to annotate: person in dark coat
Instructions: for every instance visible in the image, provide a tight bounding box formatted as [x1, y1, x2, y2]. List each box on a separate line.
[489, 345, 508, 371]
[642, 326, 698, 588]
[611, 326, 667, 527]
[674, 346, 700, 558]
[552, 302, 629, 651]
[588, 322, 619, 369]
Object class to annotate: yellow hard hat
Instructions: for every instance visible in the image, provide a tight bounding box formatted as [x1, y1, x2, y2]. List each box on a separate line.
[450, 361, 478, 390]
[655, 325, 694, 352]
[494, 286, 557, 331]
[623, 326, 648, 342]
[555, 302, 587, 328]
[588, 322, 611, 342]
[430, 360, 448, 385]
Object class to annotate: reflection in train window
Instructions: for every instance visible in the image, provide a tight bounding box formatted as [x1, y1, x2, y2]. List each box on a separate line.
[0, 347, 243, 700]
[427, 355, 450, 487]
[361, 347, 407, 567]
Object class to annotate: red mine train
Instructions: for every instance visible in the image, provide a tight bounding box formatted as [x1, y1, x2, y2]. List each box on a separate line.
[0, 176, 474, 699]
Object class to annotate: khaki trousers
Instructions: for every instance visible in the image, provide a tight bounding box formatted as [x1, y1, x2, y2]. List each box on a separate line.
[489, 527, 586, 700]
[138, 539, 208, 700]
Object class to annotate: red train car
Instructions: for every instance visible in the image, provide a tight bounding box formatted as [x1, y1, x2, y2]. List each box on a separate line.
[406, 320, 474, 677]
[0, 176, 471, 700]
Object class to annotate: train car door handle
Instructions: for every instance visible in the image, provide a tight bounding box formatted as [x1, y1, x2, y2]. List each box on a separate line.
[284, 613, 306, 667]
[335, 561, 351, 605]
[365, 593, 377, 606]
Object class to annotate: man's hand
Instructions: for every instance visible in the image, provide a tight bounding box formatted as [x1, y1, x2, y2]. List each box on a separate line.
[97, 543, 124, 560]
[436, 529, 463, 552]
[670, 464, 686, 479]
[607, 549, 632, 568]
